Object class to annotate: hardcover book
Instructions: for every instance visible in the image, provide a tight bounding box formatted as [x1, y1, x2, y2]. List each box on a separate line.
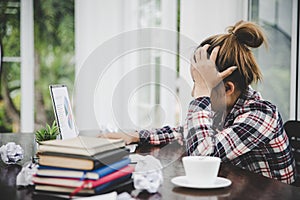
[38, 136, 125, 156]
[38, 148, 129, 170]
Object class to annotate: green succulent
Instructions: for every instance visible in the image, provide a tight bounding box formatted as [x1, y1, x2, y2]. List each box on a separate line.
[35, 121, 60, 143]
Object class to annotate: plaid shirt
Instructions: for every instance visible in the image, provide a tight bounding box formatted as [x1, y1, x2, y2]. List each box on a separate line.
[139, 87, 296, 184]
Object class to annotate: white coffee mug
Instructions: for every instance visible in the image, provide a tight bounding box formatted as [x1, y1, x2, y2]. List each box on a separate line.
[182, 156, 221, 185]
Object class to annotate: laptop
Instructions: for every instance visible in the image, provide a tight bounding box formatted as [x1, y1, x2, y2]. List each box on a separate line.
[49, 84, 79, 139]
[49, 84, 138, 152]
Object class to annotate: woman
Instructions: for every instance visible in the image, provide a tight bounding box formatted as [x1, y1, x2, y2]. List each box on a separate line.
[102, 20, 296, 184]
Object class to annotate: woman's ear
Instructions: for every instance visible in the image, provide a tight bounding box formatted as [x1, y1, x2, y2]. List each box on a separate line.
[224, 81, 235, 95]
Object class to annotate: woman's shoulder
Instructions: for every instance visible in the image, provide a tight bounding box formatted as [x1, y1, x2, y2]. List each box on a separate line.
[246, 98, 278, 114]
[237, 87, 279, 116]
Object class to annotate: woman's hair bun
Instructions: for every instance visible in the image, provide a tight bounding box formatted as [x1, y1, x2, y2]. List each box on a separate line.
[228, 20, 267, 48]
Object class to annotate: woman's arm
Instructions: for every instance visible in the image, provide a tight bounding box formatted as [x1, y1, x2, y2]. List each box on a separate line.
[99, 125, 184, 145]
[139, 126, 184, 145]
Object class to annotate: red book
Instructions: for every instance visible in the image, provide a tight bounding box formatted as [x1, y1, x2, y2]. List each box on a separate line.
[84, 165, 134, 188]
[71, 165, 134, 197]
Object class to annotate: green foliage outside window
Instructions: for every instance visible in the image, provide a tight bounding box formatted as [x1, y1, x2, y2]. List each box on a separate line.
[0, 0, 74, 132]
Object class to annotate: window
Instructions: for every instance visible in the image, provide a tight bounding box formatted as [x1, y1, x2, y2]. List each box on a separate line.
[33, 0, 74, 129]
[249, 0, 293, 121]
[0, 0, 74, 133]
[136, 0, 163, 128]
[1, 1, 298, 133]
[0, 0, 21, 132]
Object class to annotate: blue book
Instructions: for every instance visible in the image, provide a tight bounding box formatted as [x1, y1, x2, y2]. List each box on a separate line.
[36, 158, 131, 180]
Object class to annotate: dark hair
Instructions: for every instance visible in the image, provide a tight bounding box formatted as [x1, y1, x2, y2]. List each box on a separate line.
[199, 20, 267, 92]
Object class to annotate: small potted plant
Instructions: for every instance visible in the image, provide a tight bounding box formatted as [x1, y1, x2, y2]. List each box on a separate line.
[35, 120, 60, 144]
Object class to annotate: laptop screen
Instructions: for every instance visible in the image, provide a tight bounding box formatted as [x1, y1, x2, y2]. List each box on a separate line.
[49, 84, 78, 139]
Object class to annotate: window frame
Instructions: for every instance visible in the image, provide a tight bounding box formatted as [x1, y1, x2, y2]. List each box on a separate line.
[20, 0, 34, 132]
[289, 0, 299, 120]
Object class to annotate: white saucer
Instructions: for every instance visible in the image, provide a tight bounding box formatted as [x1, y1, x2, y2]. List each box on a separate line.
[171, 176, 231, 189]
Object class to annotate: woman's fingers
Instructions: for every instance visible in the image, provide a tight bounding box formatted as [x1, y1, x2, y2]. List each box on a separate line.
[219, 66, 238, 79]
[194, 44, 210, 63]
[210, 46, 220, 62]
[199, 44, 210, 60]
[194, 48, 201, 63]
[191, 45, 237, 93]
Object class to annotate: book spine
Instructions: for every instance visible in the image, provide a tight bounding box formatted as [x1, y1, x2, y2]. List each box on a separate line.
[93, 158, 131, 178]
[88, 165, 134, 188]
[93, 174, 132, 194]
[70, 165, 134, 197]
[92, 149, 129, 169]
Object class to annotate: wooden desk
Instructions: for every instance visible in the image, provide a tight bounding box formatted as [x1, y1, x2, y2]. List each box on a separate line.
[0, 133, 299, 200]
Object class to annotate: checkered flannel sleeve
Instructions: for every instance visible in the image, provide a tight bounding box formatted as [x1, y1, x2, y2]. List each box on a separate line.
[139, 125, 184, 145]
[185, 97, 280, 160]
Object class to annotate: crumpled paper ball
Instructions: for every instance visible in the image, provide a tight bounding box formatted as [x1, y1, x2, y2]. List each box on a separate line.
[16, 161, 39, 187]
[0, 142, 24, 164]
[132, 155, 163, 193]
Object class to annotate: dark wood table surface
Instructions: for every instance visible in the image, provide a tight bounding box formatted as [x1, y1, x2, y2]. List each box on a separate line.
[0, 133, 299, 200]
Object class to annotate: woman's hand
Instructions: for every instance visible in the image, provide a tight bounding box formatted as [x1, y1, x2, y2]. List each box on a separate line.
[191, 45, 237, 98]
[98, 131, 140, 145]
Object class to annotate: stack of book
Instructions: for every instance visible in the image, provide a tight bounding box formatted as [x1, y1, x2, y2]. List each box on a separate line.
[33, 136, 134, 197]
